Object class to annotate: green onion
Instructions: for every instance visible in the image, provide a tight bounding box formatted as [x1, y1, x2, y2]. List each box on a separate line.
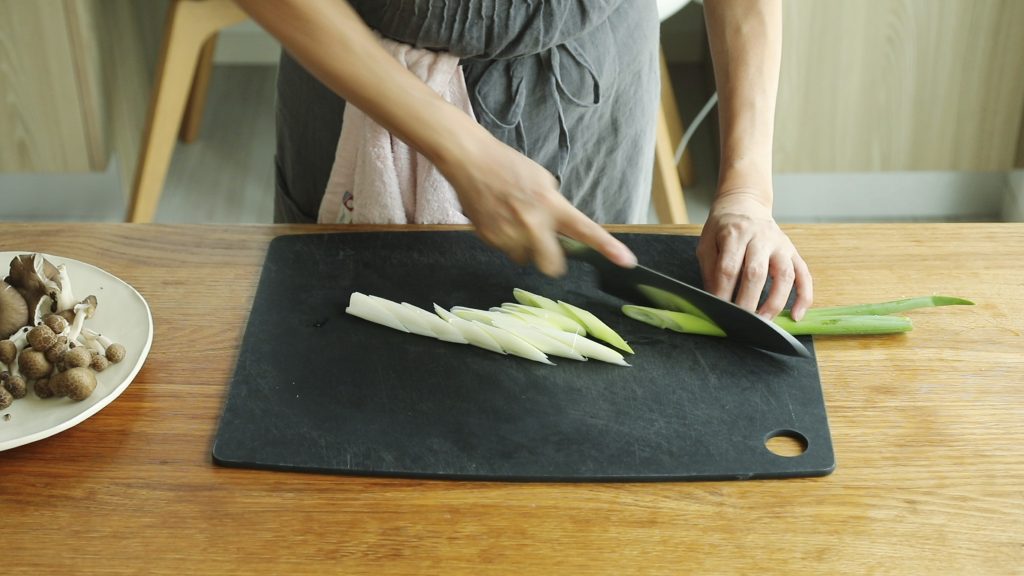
[622, 306, 725, 337]
[795, 295, 973, 319]
[636, 285, 712, 322]
[623, 305, 912, 336]
[771, 314, 912, 335]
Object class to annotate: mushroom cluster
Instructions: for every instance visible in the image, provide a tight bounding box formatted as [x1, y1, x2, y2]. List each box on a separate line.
[0, 254, 126, 410]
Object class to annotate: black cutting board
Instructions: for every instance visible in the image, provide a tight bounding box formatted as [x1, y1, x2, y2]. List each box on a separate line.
[213, 232, 834, 481]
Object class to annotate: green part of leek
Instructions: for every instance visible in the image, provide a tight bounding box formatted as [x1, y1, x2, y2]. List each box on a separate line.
[636, 285, 712, 322]
[796, 296, 974, 319]
[621, 306, 726, 337]
[623, 305, 913, 336]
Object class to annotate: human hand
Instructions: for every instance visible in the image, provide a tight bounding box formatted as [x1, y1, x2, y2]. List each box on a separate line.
[437, 133, 636, 277]
[696, 189, 813, 320]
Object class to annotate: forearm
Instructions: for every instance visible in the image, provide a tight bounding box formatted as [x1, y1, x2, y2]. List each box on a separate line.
[704, 0, 782, 207]
[234, 0, 484, 170]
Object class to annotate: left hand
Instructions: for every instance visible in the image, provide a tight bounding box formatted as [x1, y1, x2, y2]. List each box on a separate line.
[696, 189, 813, 321]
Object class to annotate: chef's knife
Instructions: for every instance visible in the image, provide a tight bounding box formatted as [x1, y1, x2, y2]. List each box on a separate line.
[559, 237, 811, 358]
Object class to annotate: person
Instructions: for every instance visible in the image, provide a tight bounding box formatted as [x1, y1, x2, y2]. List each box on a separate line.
[234, 0, 813, 321]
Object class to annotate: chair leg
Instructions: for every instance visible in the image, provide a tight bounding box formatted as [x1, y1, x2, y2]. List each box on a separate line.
[179, 34, 219, 143]
[652, 103, 689, 225]
[651, 47, 690, 225]
[127, 0, 245, 223]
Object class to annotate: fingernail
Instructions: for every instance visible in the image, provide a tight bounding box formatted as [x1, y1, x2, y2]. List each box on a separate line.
[617, 246, 638, 267]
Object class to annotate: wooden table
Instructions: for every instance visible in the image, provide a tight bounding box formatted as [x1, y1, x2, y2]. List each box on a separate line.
[3, 223, 1022, 574]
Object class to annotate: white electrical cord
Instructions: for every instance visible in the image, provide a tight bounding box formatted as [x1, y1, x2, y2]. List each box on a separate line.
[674, 91, 718, 165]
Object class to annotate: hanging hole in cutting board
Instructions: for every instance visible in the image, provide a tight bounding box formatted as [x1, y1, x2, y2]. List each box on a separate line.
[764, 429, 808, 457]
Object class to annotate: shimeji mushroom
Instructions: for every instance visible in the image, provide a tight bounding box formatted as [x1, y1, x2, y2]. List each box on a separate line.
[65, 296, 98, 342]
[0, 385, 11, 410]
[52, 367, 97, 401]
[1, 370, 27, 399]
[62, 347, 93, 370]
[42, 313, 69, 336]
[19, 348, 53, 380]
[44, 335, 70, 364]
[80, 328, 127, 364]
[0, 327, 31, 398]
[27, 324, 57, 352]
[5, 254, 60, 323]
[0, 281, 30, 339]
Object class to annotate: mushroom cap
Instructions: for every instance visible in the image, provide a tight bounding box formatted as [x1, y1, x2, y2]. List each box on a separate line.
[0, 282, 30, 340]
[27, 324, 56, 352]
[44, 335, 70, 364]
[90, 353, 109, 372]
[1, 372, 27, 399]
[33, 377, 54, 399]
[5, 255, 60, 324]
[63, 346, 92, 369]
[42, 313, 69, 334]
[56, 367, 96, 401]
[0, 386, 12, 410]
[0, 339, 17, 366]
[18, 349, 52, 380]
[106, 343, 127, 364]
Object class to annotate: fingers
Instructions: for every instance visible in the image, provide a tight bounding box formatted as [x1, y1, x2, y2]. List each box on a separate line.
[696, 235, 718, 293]
[556, 203, 637, 268]
[788, 254, 814, 321]
[757, 253, 796, 320]
[710, 229, 746, 302]
[526, 220, 566, 277]
[734, 243, 770, 313]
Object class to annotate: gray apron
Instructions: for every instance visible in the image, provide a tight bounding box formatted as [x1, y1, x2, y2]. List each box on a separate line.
[274, 1, 659, 225]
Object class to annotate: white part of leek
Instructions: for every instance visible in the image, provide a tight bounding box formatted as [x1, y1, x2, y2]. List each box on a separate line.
[451, 306, 503, 325]
[473, 321, 553, 365]
[368, 295, 436, 337]
[490, 317, 587, 361]
[346, 292, 410, 332]
[448, 316, 506, 355]
[501, 302, 585, 334]
[533, 324, 629, 366]
[402, 302, 467, 344]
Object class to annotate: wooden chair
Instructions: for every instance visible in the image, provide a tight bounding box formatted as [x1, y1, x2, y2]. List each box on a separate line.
[652, 47, 694, 225]
[129, 3, 692, 225]
[127, 0, 246, 223]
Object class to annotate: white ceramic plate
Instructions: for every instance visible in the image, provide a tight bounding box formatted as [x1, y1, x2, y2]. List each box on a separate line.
[0, 252, 153, 451]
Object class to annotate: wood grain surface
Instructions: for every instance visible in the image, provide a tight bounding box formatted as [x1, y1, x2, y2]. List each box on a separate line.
[775, 0, 1024, 172]
[1, 224, 1021, 575]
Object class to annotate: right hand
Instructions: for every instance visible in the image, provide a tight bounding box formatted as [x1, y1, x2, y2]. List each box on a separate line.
[436, 133, 636, 277]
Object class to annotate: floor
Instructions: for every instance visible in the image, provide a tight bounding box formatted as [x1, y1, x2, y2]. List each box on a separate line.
[156, 65, 277, 224]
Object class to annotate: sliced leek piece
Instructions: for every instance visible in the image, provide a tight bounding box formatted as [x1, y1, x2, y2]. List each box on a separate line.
[532, 324, 629, 366]
[473, 321, 553, 364]
[511, 288, 583, 326]
[402, 302, 467, 344]
[558, 300, 634, 354]
[369, 295, 435, 337]
[448, 316, 505, 354]
[346, 292, 409, 332]
[500, 302, 586, 334]
[490, 317, 586, 361]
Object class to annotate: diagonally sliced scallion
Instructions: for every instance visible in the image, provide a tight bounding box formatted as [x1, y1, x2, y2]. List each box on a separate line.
[622, 305, 725, 337]
[558, 300, 634, 354]
[511, 288, 587, 331]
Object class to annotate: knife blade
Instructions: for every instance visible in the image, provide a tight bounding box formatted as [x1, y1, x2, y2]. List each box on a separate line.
[559, 236, 811, 358]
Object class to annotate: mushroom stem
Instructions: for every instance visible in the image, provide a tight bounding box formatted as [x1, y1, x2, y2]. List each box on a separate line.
[51, 264, 77, 313]
[4, 327, 30, 379]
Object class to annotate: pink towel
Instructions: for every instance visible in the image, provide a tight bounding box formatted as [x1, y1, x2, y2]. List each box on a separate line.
[319, 36, 472, 225]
